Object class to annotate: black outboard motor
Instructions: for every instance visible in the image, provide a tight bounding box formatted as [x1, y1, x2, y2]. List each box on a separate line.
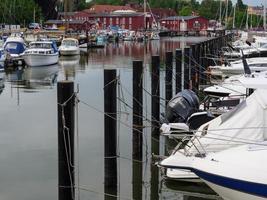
[165, 90, 199, 123]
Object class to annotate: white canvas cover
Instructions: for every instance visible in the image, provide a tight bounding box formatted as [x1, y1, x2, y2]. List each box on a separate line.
[185, 89, 267, 154]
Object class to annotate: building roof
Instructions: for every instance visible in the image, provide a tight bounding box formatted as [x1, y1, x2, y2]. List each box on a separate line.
[161, 16, 203, 21]
[85, 4, 135, 14]
[87, 12, 145, 17]
[45, 19, 95, 25]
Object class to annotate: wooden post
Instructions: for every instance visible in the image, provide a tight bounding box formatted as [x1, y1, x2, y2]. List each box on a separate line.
[104, 69, 117, 196]
[165, 51, 173, 105]
[132, 60, 143, 200]
[132, 60, 143, 160]
[151, 55, 160, 130]
[190, 44, 197, 91]
[57, 81, 75, 200]
[175, 49, 182, 93]
[184, 47, 190, 89]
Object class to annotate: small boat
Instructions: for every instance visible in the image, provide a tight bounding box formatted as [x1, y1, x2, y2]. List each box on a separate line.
[4, 37, 26, 66]
[59, 38, 80, 56]
[0, 48, 6, 67]
[209, 57, 267, 75]
[150, 32, 160, 40]
[22, 41, 59, 67]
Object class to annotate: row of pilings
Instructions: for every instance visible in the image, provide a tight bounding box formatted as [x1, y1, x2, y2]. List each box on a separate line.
[56, 34, 233, 200]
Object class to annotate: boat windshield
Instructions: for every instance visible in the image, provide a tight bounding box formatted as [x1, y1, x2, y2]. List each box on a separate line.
[30, 43, 52, 49]
[62, 40, 77, 46]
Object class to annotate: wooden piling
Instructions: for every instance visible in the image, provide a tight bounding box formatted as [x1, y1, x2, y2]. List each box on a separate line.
[151, 55, 160, 130]
[104, 70, 117, 196]
[132, 60, 143, 200]
[175, 49, 182, 93]
[184, 47, 190, 89]
[57, 81, 75, 200]
[191, 44, 198, 92]
[132, 60, 143, 160]
[165, 51, 173, 105]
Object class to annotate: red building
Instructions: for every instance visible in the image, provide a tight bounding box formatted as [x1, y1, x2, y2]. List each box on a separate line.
[45, 19, 94, 31]
[160, 16, 208, 32]
[72, 11, 153, 31]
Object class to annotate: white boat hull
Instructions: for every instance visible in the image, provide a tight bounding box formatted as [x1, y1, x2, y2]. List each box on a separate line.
[60, 49, 80, 56]
[23, 53, 59, 67]
[204, 180, 266, 200]
[59, 47, 80, 56]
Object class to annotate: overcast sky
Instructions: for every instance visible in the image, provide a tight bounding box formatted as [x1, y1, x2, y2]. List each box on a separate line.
[241, 0, 263, 6]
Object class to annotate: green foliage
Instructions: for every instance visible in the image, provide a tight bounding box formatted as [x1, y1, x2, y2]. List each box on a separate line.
[0, 0, 43, 25]
[179, 6, 192, 16]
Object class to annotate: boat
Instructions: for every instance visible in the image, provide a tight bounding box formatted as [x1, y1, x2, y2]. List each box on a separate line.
[209, 57, 267, 75]
[190, 142, 267, 200]
[22, 41, 59, 67]
[3, 37, 26, 66]
[0, 48, 6, 68]
[149, 32, 160, 40]
[203, 74, 246, 97]
[59, 38, 80, 56]
[159, 70, 267, 183]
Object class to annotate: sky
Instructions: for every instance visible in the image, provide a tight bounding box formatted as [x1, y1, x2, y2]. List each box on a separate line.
[241, 0, 263, 6]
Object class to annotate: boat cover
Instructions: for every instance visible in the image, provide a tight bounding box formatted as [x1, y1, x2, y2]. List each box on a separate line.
[186, 88, 267, 154]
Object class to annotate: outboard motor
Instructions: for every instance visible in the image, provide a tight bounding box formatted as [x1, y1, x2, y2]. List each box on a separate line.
[165, 90, 199, 123]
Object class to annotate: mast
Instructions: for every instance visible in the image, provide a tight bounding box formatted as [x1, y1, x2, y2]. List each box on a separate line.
[250, 13, 253, 29]
[144, 0, 147, 30]
[233, 3, 236, 29]
[219, 0, 222, 25]
[33, 6, 36, 23]
[225, 0, 228, 28]
[264, 1, 266, 30]
[246, 7, 249, 30]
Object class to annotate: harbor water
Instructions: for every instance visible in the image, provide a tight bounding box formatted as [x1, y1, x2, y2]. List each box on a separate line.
[0, 37, 222, 200]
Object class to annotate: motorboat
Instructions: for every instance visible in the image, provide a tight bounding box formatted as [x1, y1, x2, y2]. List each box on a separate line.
[123, 31, 136, 41]
[209, 57, 267, 75]
[190, 142, 267, 200]
[3, 37, 26, 66]
[22, 41, 59, 67]
[0, 48, 6, 67]
[59, 38, 80, 56]
[149, 32, 160, 40]
[203, 74, 246, 97]
[159, 70, 267, 184]
[223, 36, 267, 59]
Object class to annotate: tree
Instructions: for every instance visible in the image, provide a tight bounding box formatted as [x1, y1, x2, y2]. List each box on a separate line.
[180, 6, 192, 16]
[0, 0, 43, 25]
[236, 0, 247, 11]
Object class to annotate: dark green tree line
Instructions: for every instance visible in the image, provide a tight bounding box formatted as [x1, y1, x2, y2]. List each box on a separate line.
[0, 0, 43, 25]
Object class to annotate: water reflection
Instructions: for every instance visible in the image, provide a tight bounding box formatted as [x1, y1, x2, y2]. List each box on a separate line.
[0, 38, 213, 200]
[59, 55, 80, 80]
[0, 72, 5, 95]
[5, 65, 58, 90]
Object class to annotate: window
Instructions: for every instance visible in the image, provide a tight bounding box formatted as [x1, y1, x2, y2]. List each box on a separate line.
[116, 18, 119, 24]
[129, 17, 132, 24]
